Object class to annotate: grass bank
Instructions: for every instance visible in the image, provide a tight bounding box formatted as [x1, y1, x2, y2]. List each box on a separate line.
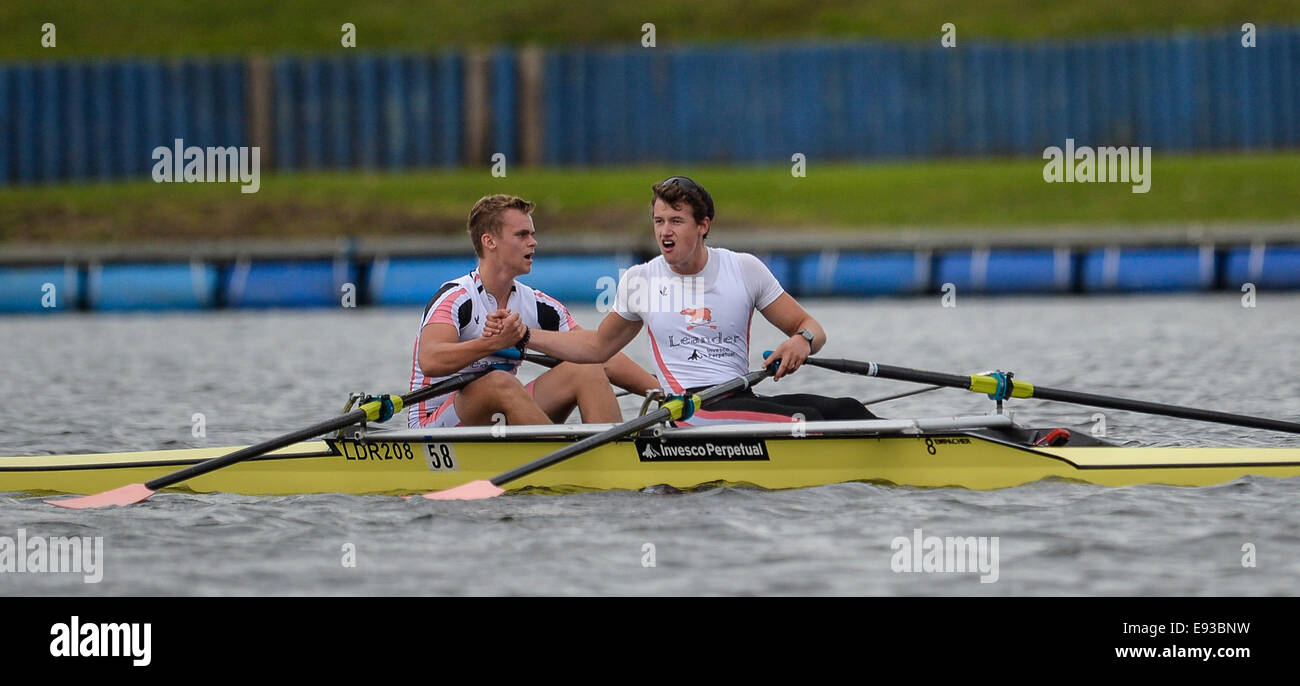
[1, 152, 1296, 245]
[2, 1, 1296, 59]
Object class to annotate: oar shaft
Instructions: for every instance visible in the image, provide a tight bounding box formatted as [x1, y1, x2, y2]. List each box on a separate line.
[146, 371, 486, 490]
[146, 411, 367, 490]
[1030, 385, 1300, 435]
[805, 357, 1300, 437]
[489, 369, 769, 487]
[490, 406, 667, 486]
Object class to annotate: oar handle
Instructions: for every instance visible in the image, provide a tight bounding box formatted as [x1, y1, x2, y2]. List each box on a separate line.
[492, 348, 561, 367]
[144, 371, 487, 490]
[522, 352, 561, 367]
[488, 368, 771, 487]
[805, 358, 973, 389]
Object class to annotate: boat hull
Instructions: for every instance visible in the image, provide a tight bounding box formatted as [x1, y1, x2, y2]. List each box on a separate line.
[5, 427, 1300, 496]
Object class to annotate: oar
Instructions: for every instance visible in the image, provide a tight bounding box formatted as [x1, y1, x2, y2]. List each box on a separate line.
[803, 357, 1300, 436]
[416, 367, 773, 500]
[46, 370, 489, 509]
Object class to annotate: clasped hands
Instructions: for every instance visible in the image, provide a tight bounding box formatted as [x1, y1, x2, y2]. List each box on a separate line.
[482, 309, 528, 347]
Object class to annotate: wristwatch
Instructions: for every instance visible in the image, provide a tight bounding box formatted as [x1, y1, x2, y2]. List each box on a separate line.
[796, 329, 814, 345]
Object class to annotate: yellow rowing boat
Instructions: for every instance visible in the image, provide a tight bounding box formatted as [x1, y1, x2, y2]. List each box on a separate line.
[6, 417, 1299, 496]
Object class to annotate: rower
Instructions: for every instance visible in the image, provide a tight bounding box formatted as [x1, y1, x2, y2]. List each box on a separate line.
[524, 176, 872, 426]
[408, 194, 659, 428]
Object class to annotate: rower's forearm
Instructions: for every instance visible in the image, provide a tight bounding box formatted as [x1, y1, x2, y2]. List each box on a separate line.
[528, 328, 610, 364]
[603, 353, 660, 395]
[800, 318, 827, 354]
[419, 337, 497, 377]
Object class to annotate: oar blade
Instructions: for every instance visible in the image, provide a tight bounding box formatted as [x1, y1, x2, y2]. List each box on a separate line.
[45, 483, 156, 509]
[419, 480, 505, 501]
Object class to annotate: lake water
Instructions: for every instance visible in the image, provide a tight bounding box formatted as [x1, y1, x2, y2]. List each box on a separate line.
[2, 294, 1298, 595]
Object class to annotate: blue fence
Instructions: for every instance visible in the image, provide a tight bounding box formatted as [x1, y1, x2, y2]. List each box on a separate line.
[0, 59, 246, 184]
[272, 53, 463, 171]
[542, 28, 1300, 163]
[1, 27, 1298, 183]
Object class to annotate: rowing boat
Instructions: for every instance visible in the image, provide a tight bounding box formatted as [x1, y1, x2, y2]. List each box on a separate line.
[6, 414, 1300, 496]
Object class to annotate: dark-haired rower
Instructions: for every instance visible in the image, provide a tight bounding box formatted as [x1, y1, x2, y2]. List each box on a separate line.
[522, 177, 872, 425]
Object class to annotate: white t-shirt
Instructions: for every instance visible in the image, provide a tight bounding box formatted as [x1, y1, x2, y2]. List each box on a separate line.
[614, 247, 783, 391]
[408, 269, 576, 427]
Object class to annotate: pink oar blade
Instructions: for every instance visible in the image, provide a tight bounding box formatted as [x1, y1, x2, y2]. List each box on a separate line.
[419, 480, 505, 501]
[45, 483, 156, 509]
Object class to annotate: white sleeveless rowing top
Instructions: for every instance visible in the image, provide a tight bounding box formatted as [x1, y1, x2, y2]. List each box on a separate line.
[614, 247, 783, 392]
[408, 269, 576, 427]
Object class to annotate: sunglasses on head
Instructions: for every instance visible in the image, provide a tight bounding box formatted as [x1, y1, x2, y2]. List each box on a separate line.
[656, 176, 714, 220]
[660, 176, 701, 190]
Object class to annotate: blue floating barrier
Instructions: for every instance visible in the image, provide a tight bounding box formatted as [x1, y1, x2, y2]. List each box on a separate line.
[0, 265, 81, 313]
[368, 256, 480, 307]
[753, 253, 793, 288]
[937, 249, 1070, 293]
[88, 262, 217, 311]
[370, 254, 636, 310]
[1081, 246, 1213, 292]
[1223, 244, 1300, 290]
[224, 259, 357, 308]
[796, 251, 926, 296]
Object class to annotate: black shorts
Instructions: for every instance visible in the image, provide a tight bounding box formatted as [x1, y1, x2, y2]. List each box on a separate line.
[688, 388, 876, 421]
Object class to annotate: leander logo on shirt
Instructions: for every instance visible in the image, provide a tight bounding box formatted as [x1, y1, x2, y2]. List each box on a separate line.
[668, 307, 742, 354]
[680, 308, 718, 331]
[666, 332, 744, 347]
